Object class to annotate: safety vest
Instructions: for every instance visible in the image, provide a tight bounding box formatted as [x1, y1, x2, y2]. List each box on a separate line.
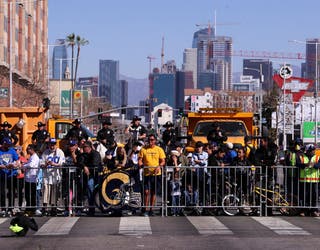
[299, 155, 320, 183]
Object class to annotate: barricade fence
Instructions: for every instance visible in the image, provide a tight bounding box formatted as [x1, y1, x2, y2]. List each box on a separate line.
[0, 165, 318, 216]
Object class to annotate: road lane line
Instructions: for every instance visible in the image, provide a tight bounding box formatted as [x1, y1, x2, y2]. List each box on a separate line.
[187, 216, 233, 235]
[119, 217, 152, 236]
[0, 218, 7, 225]
[35, 217, 79, 235]
[252, 217, 310, 235]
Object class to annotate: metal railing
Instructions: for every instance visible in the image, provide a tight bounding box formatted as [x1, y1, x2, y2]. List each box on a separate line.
[0, 165, 318, 217]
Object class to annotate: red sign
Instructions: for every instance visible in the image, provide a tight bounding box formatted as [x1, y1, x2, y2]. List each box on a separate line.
[273, 75, 314, 102]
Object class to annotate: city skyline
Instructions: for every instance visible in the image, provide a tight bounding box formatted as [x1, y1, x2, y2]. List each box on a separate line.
[49, 0, 320, 79]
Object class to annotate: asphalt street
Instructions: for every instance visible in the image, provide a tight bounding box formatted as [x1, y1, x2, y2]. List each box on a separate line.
[1, 215, 320, 250]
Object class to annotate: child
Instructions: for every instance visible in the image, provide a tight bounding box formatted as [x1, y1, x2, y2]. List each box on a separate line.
[170, 171, 182, 216]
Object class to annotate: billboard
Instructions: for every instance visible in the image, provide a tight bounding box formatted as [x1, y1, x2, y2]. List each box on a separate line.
[273, 75, 313, 102]
[302, 121, 320, 143]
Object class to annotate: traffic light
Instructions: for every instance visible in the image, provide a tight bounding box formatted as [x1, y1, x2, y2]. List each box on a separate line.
[178, 107, 184, 116]
[42, 97, 50, 109]
[121, 105, 126, 115]
[145, 103, 150, 113]
[157, 109, 162, 117]
[98, 107, 103, 120]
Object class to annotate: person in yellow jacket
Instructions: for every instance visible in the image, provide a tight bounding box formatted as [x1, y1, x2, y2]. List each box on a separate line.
[297, 144, 320, 216]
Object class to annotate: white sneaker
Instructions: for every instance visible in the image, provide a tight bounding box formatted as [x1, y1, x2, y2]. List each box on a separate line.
[35, 209, 42, 216]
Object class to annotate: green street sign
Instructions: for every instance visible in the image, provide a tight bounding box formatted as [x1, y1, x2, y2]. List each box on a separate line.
[61, 90, 71, 107]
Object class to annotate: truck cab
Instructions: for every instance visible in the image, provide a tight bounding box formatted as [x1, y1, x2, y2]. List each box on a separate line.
[185, 108, 257, 152]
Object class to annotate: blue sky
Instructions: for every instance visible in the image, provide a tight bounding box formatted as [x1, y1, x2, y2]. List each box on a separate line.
[48, 0, 320, 79]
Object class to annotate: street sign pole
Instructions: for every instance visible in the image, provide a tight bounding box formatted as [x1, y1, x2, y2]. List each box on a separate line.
[279, 65, 293, 151]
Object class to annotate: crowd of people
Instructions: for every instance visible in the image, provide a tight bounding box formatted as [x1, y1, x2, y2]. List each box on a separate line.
[0, 117, 320, 217]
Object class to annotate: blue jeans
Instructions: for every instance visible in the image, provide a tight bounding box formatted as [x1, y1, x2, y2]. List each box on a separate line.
[171, 195, 181, 215]
[87, 178, 95, 215]
[36, 189, 42, 209]
[184, 190, 199, 206]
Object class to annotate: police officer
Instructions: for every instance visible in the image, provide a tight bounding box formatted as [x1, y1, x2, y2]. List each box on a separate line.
[297, 144, 320, 217]
[32, 121, 50, 153]
[125, 116, 147, 153]
[65, 119, 89, 142]
[206, 122, 227, 147]
[0, 121, 18, 146]
[161, 121, 177, 153]
[97, 120, 114, 148]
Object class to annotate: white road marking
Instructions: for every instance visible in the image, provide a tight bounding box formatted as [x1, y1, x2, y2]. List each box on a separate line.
[252, 217, 310, 235]
[0, 218, 7, 225]
[119, 217, 152, 236]
[187, 216, 233, 235]
[35, 217, 79, 235]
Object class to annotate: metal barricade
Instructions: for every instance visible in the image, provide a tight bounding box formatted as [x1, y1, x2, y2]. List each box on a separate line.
[1, 164, 319, 217]
[265, 166, 317, 216]
[164, 165, 262, 216]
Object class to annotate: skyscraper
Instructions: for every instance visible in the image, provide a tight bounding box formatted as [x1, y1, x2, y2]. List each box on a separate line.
[99, 60, 121, 107]
[243, 59, 273, 91]
[52, 39, 68, 79]
[305, 38, 320, 92]
[192, 28, 232, 91]
[176, 71, 193, 110]
[182, 48, 197, 88]
[149, 72, 176, 109]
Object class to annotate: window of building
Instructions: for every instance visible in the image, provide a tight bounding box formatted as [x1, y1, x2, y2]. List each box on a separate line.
[4, 16, 8, 32]
[4, 47, 7, 63]
[15, 28, 18, 42]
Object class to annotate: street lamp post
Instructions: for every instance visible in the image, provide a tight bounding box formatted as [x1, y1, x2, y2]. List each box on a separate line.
[80, 84, 96, 118]
[244, 66, 264, 136]
[290, 39, 319, 145]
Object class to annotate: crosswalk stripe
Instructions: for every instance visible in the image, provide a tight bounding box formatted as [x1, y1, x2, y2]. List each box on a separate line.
[35, 217, 79, 235]
[252, 217, 311, 235]
[187, 216, 233, 235]
[0, 218, 7, 225]
[119, 217, 152, 236]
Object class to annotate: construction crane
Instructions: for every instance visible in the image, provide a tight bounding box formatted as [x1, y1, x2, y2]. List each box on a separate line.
[161, 37, 164, 73]
[231, 50, 305, 60]
[147, 55, 156, 74]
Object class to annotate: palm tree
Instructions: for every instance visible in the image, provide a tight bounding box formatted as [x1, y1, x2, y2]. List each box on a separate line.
[74, 35, 89, 85]
[66, 33, 75, 87]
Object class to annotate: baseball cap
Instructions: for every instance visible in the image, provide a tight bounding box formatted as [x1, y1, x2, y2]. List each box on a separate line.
[69, 140, 78, 146]
[48, 138, 57, 144]
[1, 137, 12, 145]
[195, 141, 204, 148]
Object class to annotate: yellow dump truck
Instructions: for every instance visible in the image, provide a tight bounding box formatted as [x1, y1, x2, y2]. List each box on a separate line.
[185, 108, 258, 152]
[0, 107, 84, 151]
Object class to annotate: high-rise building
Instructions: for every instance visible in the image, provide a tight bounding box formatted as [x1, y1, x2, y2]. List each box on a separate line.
[149, 73, 176, 109]
[99, 60, 121, 107]
[243, 59, 273, 91]
[162, 60, 177, 74]
[52, 39, 68, 79]
[182, 48, 197, 87]
[120, 80, 128, 106]
[0, 1, 48, 107]
[192, 28, 232, 91]
[176, 71, 193, 110]
[305, 39, 320, 92]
